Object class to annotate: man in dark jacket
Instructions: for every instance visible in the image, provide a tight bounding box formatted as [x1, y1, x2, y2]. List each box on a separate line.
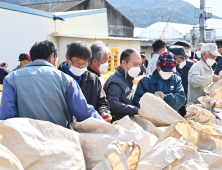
[139, 54, 148, 75]
[58, 41, 112, 123]
[0, 66, 10, 84]
[133, 52, 186, 111]
[214, 39, 222, 76]
[168, 46, 194, 116]
[103, 49, 142, 121]
[88, 41, 109, 76]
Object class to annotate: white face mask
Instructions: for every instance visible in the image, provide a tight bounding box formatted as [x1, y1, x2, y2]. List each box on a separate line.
[159, 70, 173, 80]
[179, 60, 186, 69]
[206, 58, 216, 67]
[69, 64, 87, 76]
[98, 61, 109, 74]
[196, 51, 201, 58]
[127, 66, 141, 78]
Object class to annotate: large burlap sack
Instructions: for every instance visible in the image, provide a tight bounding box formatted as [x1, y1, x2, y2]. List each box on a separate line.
[73, 116, 157, 170]
[198, 96, 222, 110]
[0, 118, 85, 170]
[205, 79, 222, 98]
[139, 93, 185, 127]
[93, 140, 141, 170]
[200, 152, 222, 170]
[132, 115, 167, 138]
[0, 144, 24, 170]
[137, 137, 207, 170]
[157, 121, 222, 151]
[185, 105, 216, 125]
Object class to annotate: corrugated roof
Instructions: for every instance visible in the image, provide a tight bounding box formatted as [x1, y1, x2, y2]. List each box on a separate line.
[23, 0, 85, 12]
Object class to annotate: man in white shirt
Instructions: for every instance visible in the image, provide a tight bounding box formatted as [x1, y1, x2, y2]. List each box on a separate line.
[147, 39, 167, 74]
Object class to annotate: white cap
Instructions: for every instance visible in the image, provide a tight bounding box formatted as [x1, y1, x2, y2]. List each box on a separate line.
[201, 43, 221, 57]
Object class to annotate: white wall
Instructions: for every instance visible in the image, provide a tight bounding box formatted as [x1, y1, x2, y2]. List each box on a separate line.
[140, 47, 153, 61]
[57, 37, 140, 65]
[0, 8, 55, 70]
[57, 13, 108, 37]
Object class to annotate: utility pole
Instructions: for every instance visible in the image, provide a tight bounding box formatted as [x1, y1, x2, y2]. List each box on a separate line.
[199, 0, 205, 43]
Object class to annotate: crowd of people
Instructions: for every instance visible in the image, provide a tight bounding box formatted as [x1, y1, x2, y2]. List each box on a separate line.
[0, 38, 221, 127]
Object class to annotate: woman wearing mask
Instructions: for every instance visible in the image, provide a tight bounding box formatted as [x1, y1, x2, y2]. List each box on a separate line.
[103, 49, 141, 121]
[133, 52, 186, 111]
[58, 41, 112, 123]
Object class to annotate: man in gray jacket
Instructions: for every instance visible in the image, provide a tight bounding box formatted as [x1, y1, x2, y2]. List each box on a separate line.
[188, 43, 220, 104]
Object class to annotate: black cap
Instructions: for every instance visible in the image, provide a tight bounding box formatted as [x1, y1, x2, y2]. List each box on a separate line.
[174, 41, 191, 48]
[19, 53, 31, 61]
[168, 46, 190, 58]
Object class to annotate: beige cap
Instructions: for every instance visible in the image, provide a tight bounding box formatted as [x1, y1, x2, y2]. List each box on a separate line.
[201, 43, 221, 57]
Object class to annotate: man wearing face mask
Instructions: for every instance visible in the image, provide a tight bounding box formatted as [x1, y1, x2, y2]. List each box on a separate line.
[58, 41, 112, 123]
[87, 41, 109, 76]
[214, 40, 222, 76]
[195, 43, 204, 61]
[0, 40, 103, 127]
[168, 46, 194, 116]
[188, 43, 220, 104]
[133, 52, 186, 111]
[103, 49, 141, 121]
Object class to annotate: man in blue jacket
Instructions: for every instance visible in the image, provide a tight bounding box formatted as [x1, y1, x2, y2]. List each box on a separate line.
[168, 46, 194, 116]
[133, 52, 186, 111]
[0, 40, 103, 127]
[214, 39, 222, 76]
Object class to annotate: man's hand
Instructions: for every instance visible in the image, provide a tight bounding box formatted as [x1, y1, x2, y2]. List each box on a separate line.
[155, 91, 165, 99]
[213, 75, 220, 82]
[101, 113, 112, 123]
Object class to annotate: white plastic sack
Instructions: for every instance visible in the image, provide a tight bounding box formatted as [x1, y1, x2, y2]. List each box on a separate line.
[132, 115, 167, 138]
[73, 116, 157, 170]
[0, 118, 85, 170]
[200, 152, 222, 170]
[0, 144, 24, 170]
[139, 93, 185, 127]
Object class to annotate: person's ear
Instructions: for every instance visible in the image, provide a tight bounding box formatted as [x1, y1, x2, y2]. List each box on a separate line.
[65, 55, 69, 63]
[93, 58, 98, 65]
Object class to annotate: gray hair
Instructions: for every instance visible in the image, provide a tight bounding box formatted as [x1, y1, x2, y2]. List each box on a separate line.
[89, 41, 110, 65]
[201, 51, 210, 58]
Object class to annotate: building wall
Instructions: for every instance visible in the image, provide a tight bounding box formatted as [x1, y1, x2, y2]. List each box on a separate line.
[57, 37, 140, 65]
[56, 12, 108, 37]
[0, 8, 55, 70]
[63, 0, 134, 37]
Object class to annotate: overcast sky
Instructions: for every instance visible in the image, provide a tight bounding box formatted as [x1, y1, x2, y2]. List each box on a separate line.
[183, 0, 222, 18]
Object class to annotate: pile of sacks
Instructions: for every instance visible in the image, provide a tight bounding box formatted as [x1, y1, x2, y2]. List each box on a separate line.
[72, 93, 222, 170]
[2, 88, 222, 169]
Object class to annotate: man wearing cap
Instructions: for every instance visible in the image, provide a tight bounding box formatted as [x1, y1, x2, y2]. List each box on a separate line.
[214, 39, 222, 76]
[168, 46, 194, 116]
[133, 52, 186, 111]
[13, 53, 31, 71]
[188, 43, 220, 104]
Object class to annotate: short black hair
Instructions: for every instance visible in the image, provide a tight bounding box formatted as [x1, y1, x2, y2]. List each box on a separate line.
[152, 39, 166, 53]
[174, 41, 190, 48]
[141, 54, 146, 58]
[140, 51, 145, 54]
[30, 40, 58, 61]
[215, 39, 222, 48]
[120, 49, 137, 64]
[66, 41, 92, 61]
[1, 62, 7, 67]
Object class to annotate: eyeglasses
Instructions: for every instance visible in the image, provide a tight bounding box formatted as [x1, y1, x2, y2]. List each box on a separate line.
[70, 59, 88, 68]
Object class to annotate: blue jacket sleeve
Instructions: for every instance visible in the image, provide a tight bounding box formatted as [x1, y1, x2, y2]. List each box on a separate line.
[66, 79, 103, 121]
[0, 79, 17, 120]
[133, 78, 146, 108]
[164, 77, 186, 111]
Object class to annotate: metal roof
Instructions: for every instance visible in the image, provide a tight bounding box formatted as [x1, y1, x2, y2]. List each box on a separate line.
[23, 0, 85, 12]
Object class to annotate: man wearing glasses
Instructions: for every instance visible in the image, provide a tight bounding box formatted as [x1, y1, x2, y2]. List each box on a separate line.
[58, 41, 112, 123]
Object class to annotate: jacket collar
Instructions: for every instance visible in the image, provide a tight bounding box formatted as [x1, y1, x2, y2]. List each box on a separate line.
[200, 59, 211, 71]
[87, 66, 100, 77]
[23, 60, 54, 68]
[152, 54, 160, 58]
